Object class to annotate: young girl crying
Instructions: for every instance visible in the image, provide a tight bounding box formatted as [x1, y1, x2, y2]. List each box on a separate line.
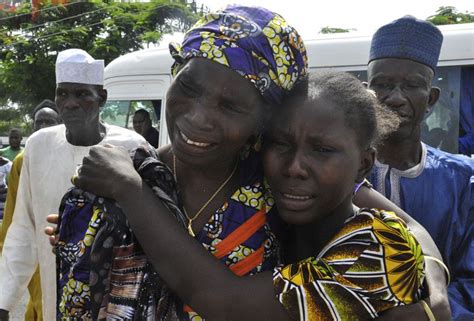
[265, 71, 424, 320]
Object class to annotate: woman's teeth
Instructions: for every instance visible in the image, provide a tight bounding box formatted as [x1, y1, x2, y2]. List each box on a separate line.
[282, 193, 311, 200]
[180, 131, 211, 147]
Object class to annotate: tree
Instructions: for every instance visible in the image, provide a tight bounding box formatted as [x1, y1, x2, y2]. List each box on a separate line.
[319, 26, 356, 34]
[427, 6, 474, 25]
[0, 0, 199, 135]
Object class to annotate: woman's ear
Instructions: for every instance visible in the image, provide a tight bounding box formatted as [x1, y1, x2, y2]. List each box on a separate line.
[356, 146, 375, 183]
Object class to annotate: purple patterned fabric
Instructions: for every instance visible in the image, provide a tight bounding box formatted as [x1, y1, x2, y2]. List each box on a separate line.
[169, 5, 308, 105]
[56, 147, 185, 320]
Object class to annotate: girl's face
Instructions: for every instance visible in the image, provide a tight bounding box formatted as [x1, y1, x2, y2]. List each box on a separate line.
[263, 96, 373, 225]
[166, 58, 266, 167]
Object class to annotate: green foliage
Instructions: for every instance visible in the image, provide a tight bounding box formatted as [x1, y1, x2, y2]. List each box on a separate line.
[0, 0, 199, 135]
[0, 104, 30, 136]
[427, 6, 474, 25]
[319, 26, 355, 34]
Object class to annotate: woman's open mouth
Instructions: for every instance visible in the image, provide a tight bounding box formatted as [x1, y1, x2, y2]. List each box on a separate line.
[277, 191, 315, 211]
[179, 130, 212, 148]
[282, 193, 312, 200]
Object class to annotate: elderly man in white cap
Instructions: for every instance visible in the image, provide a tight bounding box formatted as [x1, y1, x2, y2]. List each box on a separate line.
[0, 49, 146, 321]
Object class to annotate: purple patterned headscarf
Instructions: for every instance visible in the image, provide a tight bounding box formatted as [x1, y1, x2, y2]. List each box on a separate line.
[169, 5, 308, 105]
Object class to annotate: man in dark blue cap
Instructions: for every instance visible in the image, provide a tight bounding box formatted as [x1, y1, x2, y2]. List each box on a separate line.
[367, 15, 473, 321]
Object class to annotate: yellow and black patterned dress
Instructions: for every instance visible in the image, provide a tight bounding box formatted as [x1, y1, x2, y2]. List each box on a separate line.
[273, 208, 424, 321]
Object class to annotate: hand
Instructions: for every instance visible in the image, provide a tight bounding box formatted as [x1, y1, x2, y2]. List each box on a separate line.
[0, 308, 9, 321]
[74, 144, 141, 200]
[44, 214, 59, 248]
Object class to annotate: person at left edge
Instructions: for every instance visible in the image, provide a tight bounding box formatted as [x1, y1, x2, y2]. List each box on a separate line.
[0, 156, 11, 220]
[0, 48, 146, 321]
[0, 128, 23, 161]
[0, 99, 61, 321]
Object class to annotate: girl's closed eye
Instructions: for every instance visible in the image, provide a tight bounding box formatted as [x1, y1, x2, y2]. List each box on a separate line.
[312, 144, 336, 153]
[267, 137, 292, 152]
[220, 99, 244, 114]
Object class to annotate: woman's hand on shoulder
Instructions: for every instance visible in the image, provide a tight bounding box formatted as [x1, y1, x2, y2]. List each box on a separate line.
[74, 144, 141, 200]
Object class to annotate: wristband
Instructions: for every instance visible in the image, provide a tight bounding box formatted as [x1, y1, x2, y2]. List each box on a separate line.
[424, 255, 451, 286]
[420, 299, 436, 321]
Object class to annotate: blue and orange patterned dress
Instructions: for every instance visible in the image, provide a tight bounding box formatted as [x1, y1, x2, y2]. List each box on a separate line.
[183, 152, 279, 320]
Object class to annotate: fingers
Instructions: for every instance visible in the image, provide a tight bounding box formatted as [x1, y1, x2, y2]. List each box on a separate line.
[46, 214, 59, 224]
[74, 174, 116, 199]
[49, 234, 59, 248]
[102, 143, 116, 148]
[45, 214, 59, 247]
[44, 224, 59, 249]
[44, 225, 56, 237]
[75, 145, 134, 198]
[89, 144, 116, 156]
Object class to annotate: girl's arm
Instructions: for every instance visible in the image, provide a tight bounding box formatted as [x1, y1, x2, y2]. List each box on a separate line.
[354, 185, 452, 320]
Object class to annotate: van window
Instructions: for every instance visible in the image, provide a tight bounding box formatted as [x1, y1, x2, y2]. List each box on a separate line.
[101, 100, 162, 131]
[422, 66, 460, 154]
[100, 100, 130, 128]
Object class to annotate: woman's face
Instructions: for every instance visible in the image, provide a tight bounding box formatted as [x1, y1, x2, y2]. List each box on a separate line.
[166, 58, 266, 167]
[263, 96, 373, 225]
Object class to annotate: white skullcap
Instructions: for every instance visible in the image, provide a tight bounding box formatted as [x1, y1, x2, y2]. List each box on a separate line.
[55, 48, 104, 85]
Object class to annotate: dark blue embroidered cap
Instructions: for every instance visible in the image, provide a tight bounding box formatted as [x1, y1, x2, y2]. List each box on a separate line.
[369, 15, 443, 71]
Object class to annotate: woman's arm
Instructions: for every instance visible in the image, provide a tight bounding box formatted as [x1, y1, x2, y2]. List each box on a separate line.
[75, 145, 290, 321]
[354, 185, 452, 320]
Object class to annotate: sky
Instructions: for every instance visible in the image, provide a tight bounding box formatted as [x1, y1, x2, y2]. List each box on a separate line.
[160, 0, 473, 45]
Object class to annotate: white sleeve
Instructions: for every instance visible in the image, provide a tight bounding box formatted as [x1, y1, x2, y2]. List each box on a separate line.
[0, 148, 38, 311]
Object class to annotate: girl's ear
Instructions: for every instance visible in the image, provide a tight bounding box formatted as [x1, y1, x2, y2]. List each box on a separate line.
[356, 147, 375, 183]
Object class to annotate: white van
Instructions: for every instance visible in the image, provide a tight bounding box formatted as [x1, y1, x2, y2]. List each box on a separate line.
[102, 23, 474, 152]
[102, 48, 174, 147]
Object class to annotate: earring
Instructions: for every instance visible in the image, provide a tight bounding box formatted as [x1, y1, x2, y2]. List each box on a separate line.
[240, 134, 262, 160]
[240, 142, 251, 160]
[253, 134, 262, 152]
